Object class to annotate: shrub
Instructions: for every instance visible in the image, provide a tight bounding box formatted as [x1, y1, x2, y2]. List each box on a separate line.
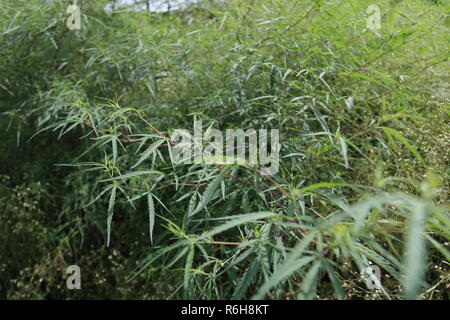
[0, 0, 448, 299]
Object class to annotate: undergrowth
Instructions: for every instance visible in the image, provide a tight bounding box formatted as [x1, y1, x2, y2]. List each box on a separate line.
[0, 0, 448, 299]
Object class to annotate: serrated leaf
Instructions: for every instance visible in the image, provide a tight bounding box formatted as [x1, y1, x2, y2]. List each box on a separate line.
[131, 139, 165, 169]
[310, 100, 332, 143]
[198, 212, 279, 240]
[297, 260, 321, 300]
[184, 245, 195, 299]
[191, 167, 229, 216]
[232, 259, 259, 300]
[100, 170, 162, 182]
[253, 232, 317, 299]
[323, 261, 345, 300]
[382, 127, 424, 163]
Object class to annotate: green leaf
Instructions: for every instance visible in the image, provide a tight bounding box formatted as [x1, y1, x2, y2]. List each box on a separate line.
[100, 170, 162, 182]
[297, 260, 321, 300]
[131, 139, 165, 169]
[191, 167, 229, 216]
[300, 182, 351, 193]
[220, 247, 257, 276]
[354, 243, 401, 281]
[382, 127, 424, 163]
[253, 232, 317, 299]
[198, 212, 279, 240]
[425, 234, 450, 261]
[310, 101, 332, 143]
[187, 192, 198, 218]
[323, 261, 345, 300]
[184, 245, 195, 299]
[232, 259, 259, 300]
[128, 240, 190, 282]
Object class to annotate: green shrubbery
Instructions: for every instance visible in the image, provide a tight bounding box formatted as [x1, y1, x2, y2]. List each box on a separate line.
[0, 0, 448, 299]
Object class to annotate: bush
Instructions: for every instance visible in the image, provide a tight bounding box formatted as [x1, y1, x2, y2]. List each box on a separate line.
[0, 0, 448, 299]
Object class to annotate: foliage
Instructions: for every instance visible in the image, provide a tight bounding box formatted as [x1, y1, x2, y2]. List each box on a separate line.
[0, 0, 448, 299]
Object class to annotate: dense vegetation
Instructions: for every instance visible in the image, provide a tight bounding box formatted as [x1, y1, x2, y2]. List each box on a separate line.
[0, 0, 448, 300]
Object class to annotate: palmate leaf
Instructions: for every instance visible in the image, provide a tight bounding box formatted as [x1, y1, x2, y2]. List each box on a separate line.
[354, 242, 402, 282]
[197, 212, 280, 241]
[253, 232, 317, 299]
[323, 261, 345, 300]
[83, 184, 113, 208]
[232, 259, 259, 300]
[131, 139, 165, 169]
[297, 260, 321, 300]
[187, 192, 198, 218]
[191, 167, 230, 216]
[7, 0, 447, 302]
[256, 256, 316, 300]
[300, 182, 351, 193]
[128, 240, 191, 282]
[344, 194, 430, 298]
[166, 246, 190, 269]
[184, 245, 195, 299]
[220, 246, 258, 276]
[99, 170, 162, 182]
